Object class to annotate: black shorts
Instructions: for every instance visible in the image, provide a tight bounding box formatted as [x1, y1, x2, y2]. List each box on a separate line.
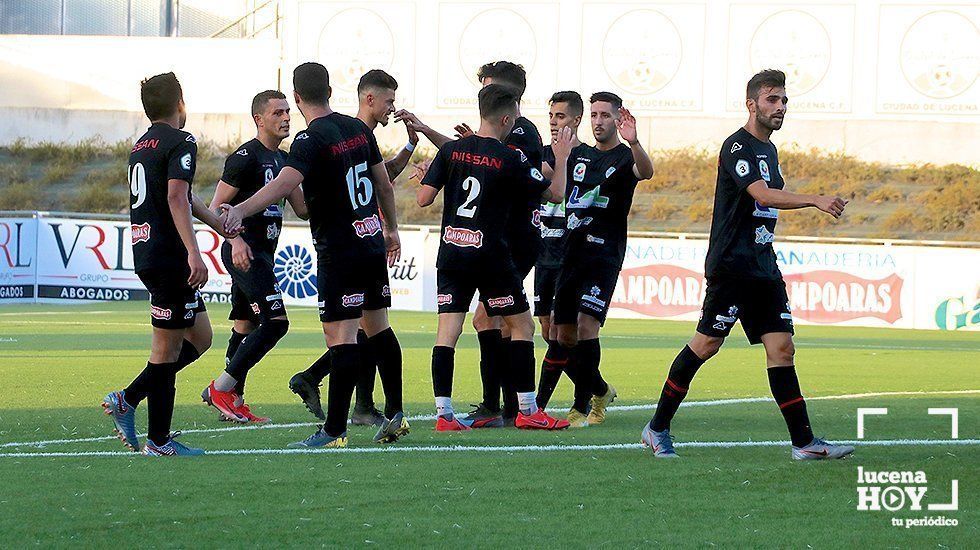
[533, 265, 561, 317]
[552, 260, 621, 325]
[438, 265, 529, 317]
[510, 242, 539, 279]
[696, 276, 794, 345]
[222, 243, 286, 323]
[316, 254, 391, 322]
[138, 268, 207, 329]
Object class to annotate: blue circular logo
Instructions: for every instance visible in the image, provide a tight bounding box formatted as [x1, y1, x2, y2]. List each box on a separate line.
[274, 244, 317, 299]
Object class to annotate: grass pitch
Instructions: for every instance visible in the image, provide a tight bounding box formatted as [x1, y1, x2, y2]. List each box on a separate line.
[0, 302, 976, 547]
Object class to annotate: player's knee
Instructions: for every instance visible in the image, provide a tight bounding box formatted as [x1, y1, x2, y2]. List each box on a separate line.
[557, 328, 577, 348]
[266, 318, 290, 340]
[690, 336, 723, 360]
[767, 339, 795, 364]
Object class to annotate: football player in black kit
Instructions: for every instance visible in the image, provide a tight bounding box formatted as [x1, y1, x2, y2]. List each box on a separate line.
[535, 91, 584, 412]
[553, 92, 654, 428]
[417, 84, 570, 431]
[463, 61, 547, 428]
[202, 90, 308, 424]
[102, 72, 230, 456]
[222, 63, 406, 448]
[348, 69, 418, 427]
[641, 70, 854, 460]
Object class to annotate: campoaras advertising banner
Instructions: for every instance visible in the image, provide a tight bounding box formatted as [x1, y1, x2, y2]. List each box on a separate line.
[1, 214, 977, 331]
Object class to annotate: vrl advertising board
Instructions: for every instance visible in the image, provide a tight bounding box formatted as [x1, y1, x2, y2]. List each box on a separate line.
[0, 217, 36, 303]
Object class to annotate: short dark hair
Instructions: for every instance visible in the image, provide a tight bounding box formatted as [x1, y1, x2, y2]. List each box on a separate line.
[549, 91, 584, 118]
[589, 91, 623, 110]
[251, 90, 287, 116]
[293, 62, 330, 104]
[746, 69, 786, 100]
[477, 61, 527, 98]
[478, 84, 519, 120]
[357, 70, 398, 95]
[140, 72, 182, 121]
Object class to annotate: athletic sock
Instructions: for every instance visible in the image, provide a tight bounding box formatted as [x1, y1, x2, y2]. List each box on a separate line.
[563, 344, 591, 414]
[324, 344, 359, 437]
[536, 339, 567, 409]
[501, 336, 519, 418]
[172, 340, 201, 373]
[650, 345, 706, 431]
[225, 330, 247, 369]
[431, 345, 455, 403]
[146, 361, 178, 446]
[305, 349, 333, 381]
[435, 396, 453, 418]
[578, 338, 607, 397]
[224, 320, 289, 392]
[767, 365, 814, 448]
[518, 392, 538, 415]
[370, 328, 403, 418]
[354, 329, 377, 411]
[476, 329, 502, 412]
[123, 362, 156, 407]
[508, 339, 537, 415]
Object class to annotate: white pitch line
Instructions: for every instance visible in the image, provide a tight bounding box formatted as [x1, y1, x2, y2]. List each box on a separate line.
[0, 438, 977, 459]
[1, 389, 977, 449]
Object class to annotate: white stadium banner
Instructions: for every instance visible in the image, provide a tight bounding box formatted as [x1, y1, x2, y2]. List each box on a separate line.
[1, 213, 978, 332]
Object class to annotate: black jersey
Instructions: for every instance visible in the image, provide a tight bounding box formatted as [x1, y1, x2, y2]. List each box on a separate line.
[705, 127, 785, 280]
[129, 122, 197, 273]
[221, 138, 288, 252]
[422, 135, 548, 269]
[503, 117, 545, 257]
[542, 144, 556, 169]
[285, 113, 385, 261]
[562, 143, 639, 268]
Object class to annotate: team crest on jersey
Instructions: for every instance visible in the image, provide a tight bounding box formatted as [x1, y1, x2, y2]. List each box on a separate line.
[605, 166, 617, 178]
[759, 160, 771, 182]
[236, 148, 248, 156]
[531, 209, 542, 228]
[487, 295, 515, 308]
[342, 293, 365, 308]
[754, 225, 775, 244]
[150, 306, 172, 320]
[730, 142, 742, 154]
[267, 224, 280, 240]
[131, 223, 151, 244]
[443, 226, 483, 248]
[180, 153, 193, 170]
[573, 162, 587, 182]
[437, 293, 453, 306]
[735, 159, 750, 177]
[353, 215, 382, 238]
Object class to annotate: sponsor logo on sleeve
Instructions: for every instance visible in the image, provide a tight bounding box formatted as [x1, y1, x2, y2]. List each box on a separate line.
[487, 295, 515, 308]
[443, 226, 483, 248]
[184, 310, 194, 320]
[185, 134, 196, 143]
[236, 148, 248, 156]
[513, 127, 525, 135]
[735, 159, 750, 177]
[131, 223, 151, 244]
[730, 142, 742, 153]
[353, 215, 382, 238]
[180, 153, 193, 170]
[294, 132, 309, 140]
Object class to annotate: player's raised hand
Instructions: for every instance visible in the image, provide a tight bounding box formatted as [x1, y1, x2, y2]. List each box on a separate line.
[815, 195, 848, 218]
[383, 226, 402, 267]
[188, 254, 209, 289]
[616, 107, 639, 144]
[394, 109, 428, 132]
[220, 204, 244, 235]
[230, 236, 253, 271]
[552, 126, 574, 159]
[454, 123, 474, 139]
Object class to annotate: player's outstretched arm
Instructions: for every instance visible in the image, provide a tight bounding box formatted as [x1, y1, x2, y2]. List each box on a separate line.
[416, 184, 438, 207]
[617, 107, 654, 180]
[209, 181, 239, 213]
[746, 181, 848, 218]
[395, 110, 453, 149]
[384, 117, 420, 181]
[370, 162, 401, 266]
[286, 185, 309, 220]
[222, 167, 303, 233]
[168, 179, 208, 289]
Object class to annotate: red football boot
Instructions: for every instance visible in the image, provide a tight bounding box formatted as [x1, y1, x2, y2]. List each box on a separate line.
[515, 409, 570, 430]
[435, 414, 472, 432]
[202, 381, 246, 422]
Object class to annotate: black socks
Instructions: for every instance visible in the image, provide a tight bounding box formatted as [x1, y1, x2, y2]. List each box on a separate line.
[650, 345, 706, 431]
[354, 329, 377, 410]
[431, 345, 455, 398]
[324, 344, 360, 437]
[768, 365, 814, 447]
[476, 329, 502, 412]
[536, 340, 568, 409]
[370, 328, 403, 418]
[225, 320, 289, 395]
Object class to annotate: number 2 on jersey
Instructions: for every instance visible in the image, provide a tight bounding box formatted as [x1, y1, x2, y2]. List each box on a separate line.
[129, 162, 146, 209]
[456, 176, 481, 218]
[346, 161, 374, 209]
